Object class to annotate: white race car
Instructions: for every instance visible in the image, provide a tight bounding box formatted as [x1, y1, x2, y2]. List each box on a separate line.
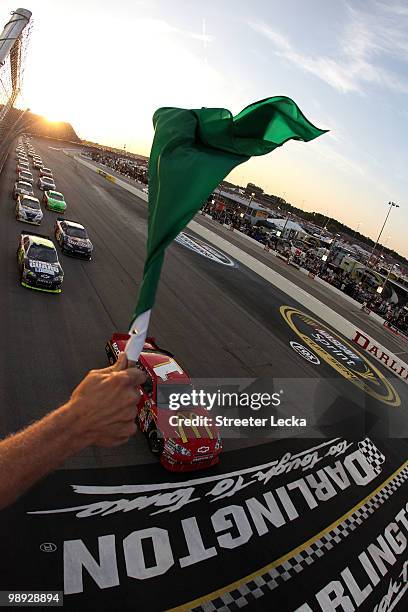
[15, 195, 43, 225]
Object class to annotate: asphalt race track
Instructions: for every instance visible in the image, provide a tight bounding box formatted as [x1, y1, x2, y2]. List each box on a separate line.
[0, 138, 407, 611]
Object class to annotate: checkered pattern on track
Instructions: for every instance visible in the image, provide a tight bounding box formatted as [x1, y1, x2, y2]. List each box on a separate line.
[191, 461, 408, 612]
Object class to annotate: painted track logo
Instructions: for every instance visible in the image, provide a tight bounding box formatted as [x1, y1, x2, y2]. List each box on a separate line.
[290, 341, 320, 365]
[175, 232, 235, 266]
[281, 306, 400, 406]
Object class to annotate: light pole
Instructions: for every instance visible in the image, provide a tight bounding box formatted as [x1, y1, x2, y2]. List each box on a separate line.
[368, 201, 399, 268]
[377, 235, 391, 260]
[377, 263, 398, 296]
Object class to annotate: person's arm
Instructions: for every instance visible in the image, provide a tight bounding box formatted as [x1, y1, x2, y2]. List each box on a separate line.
[0, 353, 145, 510]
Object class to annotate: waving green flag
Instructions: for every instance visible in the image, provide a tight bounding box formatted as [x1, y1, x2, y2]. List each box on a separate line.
[125, 96, 328, 360]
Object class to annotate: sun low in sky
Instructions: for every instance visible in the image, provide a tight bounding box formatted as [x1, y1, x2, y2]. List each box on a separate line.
[12, 0, 408, 258]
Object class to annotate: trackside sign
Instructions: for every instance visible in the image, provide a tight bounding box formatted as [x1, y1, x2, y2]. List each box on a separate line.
[352, 330, 408, 384]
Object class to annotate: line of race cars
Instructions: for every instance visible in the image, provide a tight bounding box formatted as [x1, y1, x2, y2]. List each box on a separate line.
[14, 137, 94, 293]
[13, 137, 223, 472]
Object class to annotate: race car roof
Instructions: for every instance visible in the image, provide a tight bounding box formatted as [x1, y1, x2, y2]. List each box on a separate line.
[16, 181, 32, 187]
[21, 232, 53, 248]
[20, 196, 40, 203]
[140, 351, 189, 382]
[28, 235, 54, 248]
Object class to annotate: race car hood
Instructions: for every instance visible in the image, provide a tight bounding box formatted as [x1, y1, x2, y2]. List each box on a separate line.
[27, 259, 61, 276]
[65, 236, 91, 248]
[159, 407, 220, 453]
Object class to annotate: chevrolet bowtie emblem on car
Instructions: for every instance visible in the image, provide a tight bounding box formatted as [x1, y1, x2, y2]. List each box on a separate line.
[197, 446, 209, 454]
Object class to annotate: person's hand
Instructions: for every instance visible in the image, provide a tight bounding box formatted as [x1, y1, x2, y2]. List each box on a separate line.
[68, 353, 146, 447]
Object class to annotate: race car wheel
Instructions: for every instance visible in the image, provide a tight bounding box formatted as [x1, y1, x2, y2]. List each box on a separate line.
[147, 427, 163, 456]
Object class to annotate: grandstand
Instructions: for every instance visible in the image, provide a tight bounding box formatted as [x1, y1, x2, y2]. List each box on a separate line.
[0, 8, 32, 169]
[0, 8, 80, 172]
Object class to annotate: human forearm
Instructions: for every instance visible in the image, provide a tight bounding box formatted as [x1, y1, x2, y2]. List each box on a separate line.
[0, 401, 88, 510]
[0, 354, 145, 511]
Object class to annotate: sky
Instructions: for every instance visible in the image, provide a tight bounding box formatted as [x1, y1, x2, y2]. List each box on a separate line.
[7, 0, 408, 257]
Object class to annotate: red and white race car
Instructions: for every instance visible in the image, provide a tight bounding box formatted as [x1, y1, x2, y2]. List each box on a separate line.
[105, 333, 222, 472]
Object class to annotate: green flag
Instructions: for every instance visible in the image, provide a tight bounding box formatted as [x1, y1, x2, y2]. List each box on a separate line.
[126, 96, 327, 360]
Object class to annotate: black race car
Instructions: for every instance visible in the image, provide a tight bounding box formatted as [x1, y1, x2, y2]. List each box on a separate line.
[55, 218, 93, 259]
[17, 231, 64, 293]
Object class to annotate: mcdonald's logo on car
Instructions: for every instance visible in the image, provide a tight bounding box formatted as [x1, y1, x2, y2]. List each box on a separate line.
[173, 412, 214, 443]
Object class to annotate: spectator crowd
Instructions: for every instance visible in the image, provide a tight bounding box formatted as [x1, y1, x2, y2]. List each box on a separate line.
[88, 150, 148, 184]
[201, 201, 408, 336]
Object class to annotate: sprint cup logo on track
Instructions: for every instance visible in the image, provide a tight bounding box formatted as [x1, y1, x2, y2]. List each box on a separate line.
[175, 232, 235, 266]
[281, 306, 400, 406]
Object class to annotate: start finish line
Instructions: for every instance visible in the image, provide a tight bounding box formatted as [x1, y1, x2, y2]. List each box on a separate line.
[0, 438, 407, 611]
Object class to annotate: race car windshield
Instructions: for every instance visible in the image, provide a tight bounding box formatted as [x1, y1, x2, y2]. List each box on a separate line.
[156, 384, 194, 409]
[17, 182, 32, 190]
[27, 245, 57, 263]
[49, 193, 63, 200]
[66, 226, 87, 238]
[22, 199, 40, 209]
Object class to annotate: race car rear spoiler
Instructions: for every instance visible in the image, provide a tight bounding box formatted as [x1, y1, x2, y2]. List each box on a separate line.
[57, 217, 80, 225]
[20, 230, 51, 239]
